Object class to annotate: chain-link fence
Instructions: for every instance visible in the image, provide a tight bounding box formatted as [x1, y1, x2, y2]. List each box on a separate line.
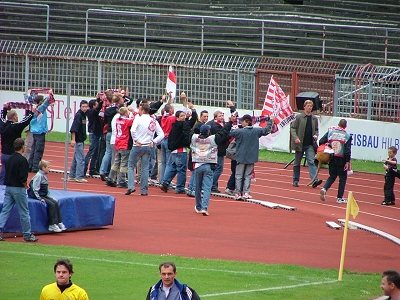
[0, 41, 258, 110]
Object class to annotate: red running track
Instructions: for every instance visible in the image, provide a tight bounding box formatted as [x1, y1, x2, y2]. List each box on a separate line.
[21, 142, 400, 272]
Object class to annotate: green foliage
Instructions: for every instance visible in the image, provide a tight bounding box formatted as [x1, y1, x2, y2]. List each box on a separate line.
[0, 243, 382, 299]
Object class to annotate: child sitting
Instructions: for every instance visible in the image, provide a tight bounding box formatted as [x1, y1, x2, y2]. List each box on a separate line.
[28, 160, 66, 232]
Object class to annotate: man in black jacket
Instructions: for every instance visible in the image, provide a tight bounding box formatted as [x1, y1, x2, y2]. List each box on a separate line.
[160, 107, 197, 194]
[0, 138, 38, 242]
[0, 105, 35, 185]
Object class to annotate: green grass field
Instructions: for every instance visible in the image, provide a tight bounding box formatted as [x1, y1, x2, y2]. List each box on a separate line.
[0, 243, 381, 299]
[4, 131, 384, 299]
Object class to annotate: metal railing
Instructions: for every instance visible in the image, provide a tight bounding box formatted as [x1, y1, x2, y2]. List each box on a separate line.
[85, 9, 400, 65]
[0, 2, 49, 42]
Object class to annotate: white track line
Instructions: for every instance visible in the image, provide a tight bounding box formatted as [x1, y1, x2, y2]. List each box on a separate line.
[201, 279, 338, 297]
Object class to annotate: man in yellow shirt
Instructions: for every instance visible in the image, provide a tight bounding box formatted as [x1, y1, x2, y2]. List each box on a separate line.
[39, 259, 89, 300]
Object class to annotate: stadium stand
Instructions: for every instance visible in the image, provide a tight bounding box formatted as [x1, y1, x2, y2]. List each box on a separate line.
[0, 0, 399, 65]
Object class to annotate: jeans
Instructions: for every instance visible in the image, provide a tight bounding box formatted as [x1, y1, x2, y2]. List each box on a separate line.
[100, 132, 113, 176]
[194, 164, 213, 211]
[0, 154, 12, 185]
[84, 132, 101, 175]
[159, 138, 171, 183]
[149, 147, 157, 178]
[187, 171, 196, 194]
[29, 133, 46, 172]
[292, 145, 317, 183]
[162, 152, 187, 192]
[322, 157, 347, 199]
[235, 163, 254, 194]
[127, 146, 151, 194]
[0, 186, 32, 239]
[212, 155, 224, 190]
[69, 142, 85, 180]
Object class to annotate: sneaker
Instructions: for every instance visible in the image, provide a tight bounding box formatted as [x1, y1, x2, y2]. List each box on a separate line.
[234, 193, 242, 200]
[106, 180, 117, 187]
[211, 188, 221, 193]
[312, 179, 323, 188]
[243, 192, 252, 199]
[160, 184, 168, 193]
[194, 206, 201, 214]
[125, 189, 135, 195]
[320, 188, 326, 201]
[48, 224, 62, 233]
[336, 198, 347, 204]
[89, 171, 100, 177]
[186, 190, 195, 197]
[292, 181, 299, 187]
[175, 190, 186, 194]
[200, 210, 209, 216]
[225, 188, 235, 196]
[24, 234, 38, 242]
[100, 174, 107, 181]
[117, 183, 128, 188]
[67, 177, 76, 182]
[58, 223, 67, 231]
[381, 201, 395, 206]
[75, 178, 88, 183]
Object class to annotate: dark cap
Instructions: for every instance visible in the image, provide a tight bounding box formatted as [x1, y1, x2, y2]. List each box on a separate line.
[241, 114, 253, 124]
[200, 124, 211, 135]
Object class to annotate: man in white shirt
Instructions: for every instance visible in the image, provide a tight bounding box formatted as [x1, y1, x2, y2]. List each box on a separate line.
[126, 103, 164, 196]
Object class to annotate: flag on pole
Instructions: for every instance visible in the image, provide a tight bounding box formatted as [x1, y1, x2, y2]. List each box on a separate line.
[348, 191, 359, 219]
[166, 65, 177, 101]
[338, 191, 360, 281]
[260, 75, 295, 128]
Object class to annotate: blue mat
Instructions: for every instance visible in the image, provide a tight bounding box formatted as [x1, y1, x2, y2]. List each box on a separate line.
[0, 186, 115, 233]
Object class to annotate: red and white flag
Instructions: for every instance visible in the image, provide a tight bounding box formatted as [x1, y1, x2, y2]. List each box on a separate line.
[260, 75, 295, 129]
[165, 65, 177, 101]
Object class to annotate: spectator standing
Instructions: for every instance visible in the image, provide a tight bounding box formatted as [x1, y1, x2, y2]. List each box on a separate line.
[68, 100, 89, 183]
[159, 103, 175, 183]
[190, 123, 231, 216]
[206, 110, 227, 193]
[39, 259, 89, 300]
[84, 98, 103, 176]
[187, 110, 209, 197]
[382, 146, 397, 206]
[290, 99, 322, 188]
[146, 262, 200, 300]
[28, 90, 53, 173]
[28, 160, 66, 233]
[106, 107, 134, 188]
[0, 105, 34, 185]
[160, 107, 197, 194]
[319, 119, 352, 203]
[99, 94, 123, 181]
[229, 114, 273, 200]
[0, 138, 38, 242]
[126, 103, 164, 196]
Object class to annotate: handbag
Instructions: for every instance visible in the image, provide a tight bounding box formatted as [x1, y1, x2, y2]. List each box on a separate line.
[225, 139, 237, 160]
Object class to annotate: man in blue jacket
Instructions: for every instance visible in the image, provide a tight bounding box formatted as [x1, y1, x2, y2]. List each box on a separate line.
[146, 262, 200, 300]
[28, 90, 53, 173]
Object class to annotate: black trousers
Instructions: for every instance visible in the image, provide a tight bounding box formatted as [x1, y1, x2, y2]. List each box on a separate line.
[384, 172, 396, 203]
[43, 196, 63, 225]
